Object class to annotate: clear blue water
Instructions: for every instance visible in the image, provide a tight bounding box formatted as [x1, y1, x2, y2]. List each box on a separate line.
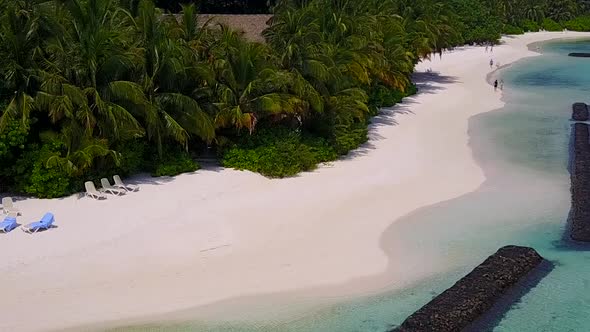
[106, 40, 590, 332]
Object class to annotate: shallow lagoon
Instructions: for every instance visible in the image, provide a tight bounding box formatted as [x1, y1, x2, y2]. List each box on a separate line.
[109, 40, 590, 332]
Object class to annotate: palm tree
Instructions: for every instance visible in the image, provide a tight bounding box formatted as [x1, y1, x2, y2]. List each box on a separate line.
[37, 0, 143, 140]
[41, 129, 119, 176]
[26, 0, 145, 173]
[548, 0, 577, 21]
[116, 0, 215, 155]
[0, 0, 51, 131]
[523, 0, 547, 23]
[263, 2, 325, 77]
[213, 25, 320, 133]
[263, 0, 372, 149]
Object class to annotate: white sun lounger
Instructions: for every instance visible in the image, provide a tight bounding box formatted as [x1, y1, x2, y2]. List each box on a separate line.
[100, 178, 125, 196]
[113, 175, 139, 192]
[2, 197, 21, 215]
[85, 181, 106, 200]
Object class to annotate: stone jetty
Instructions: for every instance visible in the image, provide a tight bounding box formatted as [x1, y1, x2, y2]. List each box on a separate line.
[572, 103, 589, 121]
[570, 123, 590, 241]
[393, 246, 544, 332]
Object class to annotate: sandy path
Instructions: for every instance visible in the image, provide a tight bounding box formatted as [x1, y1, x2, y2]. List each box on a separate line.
[1, 32, 588, 332]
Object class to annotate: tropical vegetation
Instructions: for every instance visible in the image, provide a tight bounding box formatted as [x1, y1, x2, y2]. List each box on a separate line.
[1, 0, 590, 197]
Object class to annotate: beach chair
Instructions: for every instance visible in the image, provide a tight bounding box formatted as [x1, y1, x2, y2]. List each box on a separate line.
[0, 214, 18, 233]
[113, 175, 139, 192]
[85, 181, 107, 200]
[22, 213, 54, 233]
[100, 178, 126, 196]
[1, 197, 21, 215]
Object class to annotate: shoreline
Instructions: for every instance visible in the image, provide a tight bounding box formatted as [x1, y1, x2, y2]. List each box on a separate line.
[487, 34, 590, 85]
[3, 32, 590, 332]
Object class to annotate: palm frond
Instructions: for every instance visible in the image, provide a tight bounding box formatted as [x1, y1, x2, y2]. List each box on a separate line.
[157, 92, 215, 142]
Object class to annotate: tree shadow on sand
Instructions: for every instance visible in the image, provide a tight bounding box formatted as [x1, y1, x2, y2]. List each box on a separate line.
[412, 71, 460, 94]
[342, 71, 459, 160]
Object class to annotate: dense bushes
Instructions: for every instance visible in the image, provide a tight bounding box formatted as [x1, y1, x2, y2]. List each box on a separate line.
[12, 143, 75, 199]
[332, 122, 370, 156]
[564, 16, 590, 31]
[152, 150, 199, 177]
[24, 161, 73, 198]
[222, 127, 337, 177]
[521, 19, 540, 32]
[503, 24, 525, 34]
[448, 0, 589, 39]
[221, 83, 420, 177]
[448, 0, 503, 44]
[0, 119, 27, 159]
[369, 84, 417, 110]
[112, 140, 149, 176]
[0, 118, 29, 193]
[542, 18, 563, 31]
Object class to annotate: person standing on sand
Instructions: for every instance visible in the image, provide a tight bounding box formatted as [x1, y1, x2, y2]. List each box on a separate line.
[491, 44, 494, 52]
[485, 44, 488, 52]
[493, 80, 498, 91]
[490, 58, 494, 69]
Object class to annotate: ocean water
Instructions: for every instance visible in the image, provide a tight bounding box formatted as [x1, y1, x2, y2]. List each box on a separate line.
[107, 40, 590, 332]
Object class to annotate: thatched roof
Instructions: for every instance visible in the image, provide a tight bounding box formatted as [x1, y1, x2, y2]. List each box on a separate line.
[198, 14, 272, 43]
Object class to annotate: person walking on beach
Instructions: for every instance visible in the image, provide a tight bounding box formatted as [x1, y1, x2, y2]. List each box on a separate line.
[490, 44, 494, 52]
[485, 44, 489, 53]
[489, 58, 494, 69]
[493, 80, 498, 91]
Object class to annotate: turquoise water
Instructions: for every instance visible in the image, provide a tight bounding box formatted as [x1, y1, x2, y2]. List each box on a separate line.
[107, 40, 590, 331]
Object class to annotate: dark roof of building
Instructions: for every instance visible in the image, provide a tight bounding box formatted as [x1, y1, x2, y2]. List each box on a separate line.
[197, 14, 272, 43]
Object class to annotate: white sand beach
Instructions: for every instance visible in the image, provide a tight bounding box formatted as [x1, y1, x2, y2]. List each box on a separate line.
[1, 32, 589, 332]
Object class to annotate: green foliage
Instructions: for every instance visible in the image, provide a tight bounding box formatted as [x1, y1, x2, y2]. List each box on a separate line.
[406, 84, 418, 97]
[0, 114, 29, 192]
[521, 19, 541, 32]
[332, 122, 369, 156]
[4, 0, 590, 197]
[0, 118, 27, 158]
[563, 16, 590, 31]
[222, 127, 338, 178]
[115, 140, 149, 175]
[305, 111, 370, 156]
[13, 143, 75, 198]
[547, 0, 578, 22]
[25, 161, 73, 199]
[448, 0, 503, 44]
[369, 85, 406, 110]
[503, 24, 525, 34]
[542, 18, 563, 31]
[152, 150, 199, 177]
[87, 139, 148, 179]
[368, 83, 417, 111]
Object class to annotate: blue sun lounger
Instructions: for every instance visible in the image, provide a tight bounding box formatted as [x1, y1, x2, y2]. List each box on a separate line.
[22, 213, 54, 233]
[0, 215, 17, 233]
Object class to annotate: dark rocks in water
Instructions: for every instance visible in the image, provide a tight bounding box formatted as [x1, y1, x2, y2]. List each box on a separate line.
[572, 103, 589, 121]
[393, 246, 544, 332]
[569, 52, 590, 57]
[570, 123, 590, 242]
